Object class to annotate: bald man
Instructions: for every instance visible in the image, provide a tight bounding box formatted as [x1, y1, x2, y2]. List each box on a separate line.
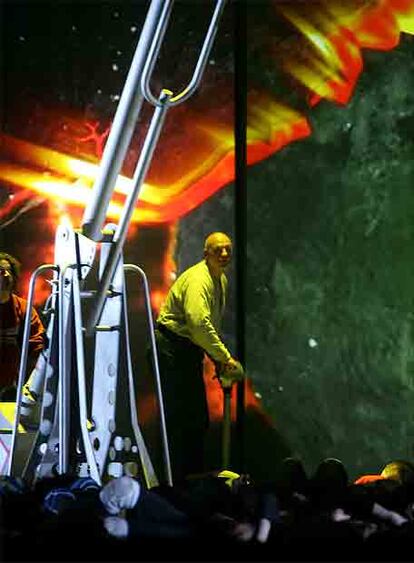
[155, 232, 242, 482]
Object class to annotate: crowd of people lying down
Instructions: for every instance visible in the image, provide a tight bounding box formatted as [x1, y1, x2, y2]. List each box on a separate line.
[2, 457, 414, 561]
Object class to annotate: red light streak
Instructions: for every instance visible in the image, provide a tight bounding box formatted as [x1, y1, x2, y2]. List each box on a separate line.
[77, 121, 110, 158]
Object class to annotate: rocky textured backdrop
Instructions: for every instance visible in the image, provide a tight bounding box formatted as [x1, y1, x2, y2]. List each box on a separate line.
[244, 33, 414, 480]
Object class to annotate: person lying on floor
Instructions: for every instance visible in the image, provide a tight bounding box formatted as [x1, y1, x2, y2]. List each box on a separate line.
[99, 472, 280, 545]
[8, 471, 279, 549]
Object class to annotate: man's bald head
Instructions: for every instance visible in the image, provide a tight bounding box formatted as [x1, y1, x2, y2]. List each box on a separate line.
[204, 232, 232, 253]
[203, 232, 232, 276]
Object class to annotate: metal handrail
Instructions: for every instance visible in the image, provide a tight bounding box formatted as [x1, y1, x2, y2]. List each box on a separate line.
[58, 263, 74, 474]
[124, 263, 172, 486]
[141, 0, 227, 107]
[7, 264, 58, 476]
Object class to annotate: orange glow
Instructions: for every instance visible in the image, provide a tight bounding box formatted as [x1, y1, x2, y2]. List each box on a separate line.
[355, 1, 414, 49]
[1, 1, 414, 233]
[247, 94, 312, 162]
[0, 104, 311, 224]
[6, 134, 136, 196]
[0, 161, 145, 221]
[0, 132, 235, 224]
[204, 356, 261, 423]
[277, 6, 363, 105]
[275, 0, 414, 108]
[3, 0, 414, 439]
[148, 224, 178, 314]
[354, 474, 387, 485]
[150, 289, 169, 314]
[19, 238, 56, 305]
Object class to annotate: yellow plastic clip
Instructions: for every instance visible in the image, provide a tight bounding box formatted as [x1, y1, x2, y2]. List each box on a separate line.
[217, 469, 240, 488]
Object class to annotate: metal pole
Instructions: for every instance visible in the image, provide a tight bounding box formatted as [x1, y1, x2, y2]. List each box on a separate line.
[234, 0, 247, 473]
[81, 0, 173, 241]
[85, 90, 171, 334]
[221, 386, 232, 469]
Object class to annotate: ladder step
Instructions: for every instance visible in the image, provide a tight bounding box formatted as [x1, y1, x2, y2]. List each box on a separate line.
[80, 290, 120, 299]
[82, 325, 121, 332]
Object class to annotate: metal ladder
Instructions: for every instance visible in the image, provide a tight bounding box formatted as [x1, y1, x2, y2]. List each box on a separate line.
[7, 225, 166, 487]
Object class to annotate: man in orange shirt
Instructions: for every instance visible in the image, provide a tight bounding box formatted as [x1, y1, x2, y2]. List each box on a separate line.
[0, 252, 45, 401]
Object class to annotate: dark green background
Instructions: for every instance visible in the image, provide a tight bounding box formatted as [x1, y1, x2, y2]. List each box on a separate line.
[181, 32, 414, 483]
[245, 33, 414, 481]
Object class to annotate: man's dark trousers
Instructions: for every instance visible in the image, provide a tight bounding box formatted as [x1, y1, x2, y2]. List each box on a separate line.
[154, 325, 209, 484]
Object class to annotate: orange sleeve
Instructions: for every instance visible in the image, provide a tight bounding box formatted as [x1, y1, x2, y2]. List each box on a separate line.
[354, 474, 387, 485]
[28, 305, 45, 355]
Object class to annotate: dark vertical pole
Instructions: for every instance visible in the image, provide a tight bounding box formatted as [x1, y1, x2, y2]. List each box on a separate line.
[233, 0, 247, 472]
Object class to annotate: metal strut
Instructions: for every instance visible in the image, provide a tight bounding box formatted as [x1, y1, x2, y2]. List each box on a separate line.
[84, 0, 227, 334]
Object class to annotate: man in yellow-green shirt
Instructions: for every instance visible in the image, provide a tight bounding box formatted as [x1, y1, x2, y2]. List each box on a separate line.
[155, 232, 242, 483]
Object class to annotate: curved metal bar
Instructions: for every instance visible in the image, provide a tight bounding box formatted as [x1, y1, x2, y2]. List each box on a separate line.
[81, 0, 171, 241]
[124, 264, 173, 486]
[7, 264, 58, 477]
[85, 89, 171, 335]
[141, 0, 227, 108]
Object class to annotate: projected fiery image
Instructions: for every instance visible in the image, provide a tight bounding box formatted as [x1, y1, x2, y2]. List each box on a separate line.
[2, 1, 413, 244]
[1, 0, 413, 427]
[2, 1, 414, 559]
[1, 0, 414, 500]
